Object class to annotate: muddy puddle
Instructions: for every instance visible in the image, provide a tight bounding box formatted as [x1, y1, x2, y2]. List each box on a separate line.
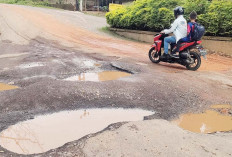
[64, 71, 131, 82]
[173, 104, 232, 133]
[0, 108, 153, 154]
[0, 83, 18, 91]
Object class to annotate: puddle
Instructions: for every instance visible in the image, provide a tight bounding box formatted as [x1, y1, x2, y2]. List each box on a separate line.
[0, 108, 153, 154]
[173, 105, 232, 133]
[72, 58, 101, 68]
[64, 71, 131, 82]
[210, 104, 232, 109]
[0, 83, 18, 91]
[83, 60, 95, 67]
[18, 62, 44, 69]
[0, 53, 28, 59]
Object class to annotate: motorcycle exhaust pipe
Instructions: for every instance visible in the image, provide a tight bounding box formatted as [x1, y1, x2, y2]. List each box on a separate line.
[180, 52, 188, 59]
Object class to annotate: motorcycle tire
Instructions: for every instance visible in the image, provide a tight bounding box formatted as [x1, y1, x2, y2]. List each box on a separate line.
[149, 47, 160, 63]
[186, 51, 201, 71]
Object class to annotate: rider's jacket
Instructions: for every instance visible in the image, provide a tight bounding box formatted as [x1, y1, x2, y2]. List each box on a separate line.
[180, 22, 196, 42]
[163, 15, 187, 43]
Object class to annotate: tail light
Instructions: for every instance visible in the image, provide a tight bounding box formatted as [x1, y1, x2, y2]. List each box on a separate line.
[196, 41, 202, 44]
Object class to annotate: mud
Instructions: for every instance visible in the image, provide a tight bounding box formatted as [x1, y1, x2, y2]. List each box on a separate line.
[174, 105, 232, 133]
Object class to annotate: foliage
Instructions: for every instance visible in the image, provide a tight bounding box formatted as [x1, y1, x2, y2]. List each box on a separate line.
[198, 0, 232, 36]
[0, 0, 50, 7]
[106, 0, 232, 36]
[106, 0, 181, 31]
[183, 0, 209, 15]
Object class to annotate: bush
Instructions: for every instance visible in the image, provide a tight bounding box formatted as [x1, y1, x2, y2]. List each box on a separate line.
[106, 0, 232, 36]
[107, 0, 181, 31]
[0, 0, 50, 7]
[184, 0, 209, 15]
[198, 0, 232, 36]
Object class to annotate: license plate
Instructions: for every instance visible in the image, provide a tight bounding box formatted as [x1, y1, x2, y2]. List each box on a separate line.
[199, 49, 207, 59]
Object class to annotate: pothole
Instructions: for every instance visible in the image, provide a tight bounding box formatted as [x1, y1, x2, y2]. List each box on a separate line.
[173, 104, 232, 133]
[64, 71, 131, 82]
[0, 83, 18, 91]
[0, 108, 153, 155]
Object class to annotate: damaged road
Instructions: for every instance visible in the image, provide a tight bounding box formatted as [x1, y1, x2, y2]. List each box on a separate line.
[0, 4, 232, 157]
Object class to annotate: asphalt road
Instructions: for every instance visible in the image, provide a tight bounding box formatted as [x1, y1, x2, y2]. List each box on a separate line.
[0, 4, 231, 157]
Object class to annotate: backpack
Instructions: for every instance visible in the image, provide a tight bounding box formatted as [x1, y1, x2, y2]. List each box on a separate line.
[192, 23, 205, 41]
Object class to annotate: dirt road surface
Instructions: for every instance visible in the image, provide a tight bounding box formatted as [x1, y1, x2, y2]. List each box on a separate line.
[0, 4, 231, 157]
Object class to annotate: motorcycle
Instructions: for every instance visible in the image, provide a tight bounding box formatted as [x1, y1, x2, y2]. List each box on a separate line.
[148, 33, 207, 71]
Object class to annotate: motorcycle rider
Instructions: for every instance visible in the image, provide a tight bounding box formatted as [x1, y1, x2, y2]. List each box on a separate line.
[160, 6, 187, 59]
[171, 11, 197, 56]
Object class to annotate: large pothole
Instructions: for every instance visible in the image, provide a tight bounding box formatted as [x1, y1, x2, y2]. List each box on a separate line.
[173, 104, 232, 133]
[0, 108, 154, 155]
[64, 71, 131, 82]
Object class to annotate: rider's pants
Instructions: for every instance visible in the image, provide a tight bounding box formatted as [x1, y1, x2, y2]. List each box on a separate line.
[164, 36, 176, 54]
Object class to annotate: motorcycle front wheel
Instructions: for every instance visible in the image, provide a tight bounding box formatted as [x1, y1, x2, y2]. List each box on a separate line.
[149, 47, 160, 63]
[186, 51, 201, 71]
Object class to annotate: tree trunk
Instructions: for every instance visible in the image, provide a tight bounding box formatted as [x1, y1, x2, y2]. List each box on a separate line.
[85, 0, 87, 11]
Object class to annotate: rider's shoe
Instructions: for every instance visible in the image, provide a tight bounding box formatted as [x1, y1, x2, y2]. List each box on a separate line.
[160, 53, 171, 60]
[170, 53, 179, 58]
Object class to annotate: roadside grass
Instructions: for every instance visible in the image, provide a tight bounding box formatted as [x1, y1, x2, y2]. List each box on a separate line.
[83, 11, 107, 17]
[0, 0, 58, 9]
[100, 26, 130, 40]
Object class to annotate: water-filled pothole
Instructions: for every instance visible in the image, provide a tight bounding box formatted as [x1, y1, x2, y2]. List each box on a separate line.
[64, 71, 131, 82]
[0, 108, 153, 154]
[173, 104, 232, 133]
[0, 83, 18, 91]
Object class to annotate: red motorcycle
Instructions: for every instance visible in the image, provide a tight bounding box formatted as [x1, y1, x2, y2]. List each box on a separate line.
[148, 34, 207, 71]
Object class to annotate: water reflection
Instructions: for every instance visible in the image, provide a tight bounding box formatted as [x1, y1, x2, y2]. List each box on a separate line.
[64, 71, 131, 82]
[0, 108, 153, 154]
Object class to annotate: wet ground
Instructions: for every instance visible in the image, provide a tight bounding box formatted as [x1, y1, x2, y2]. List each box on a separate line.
[0, 4, 231, 157]
[173, 104, 232, 133]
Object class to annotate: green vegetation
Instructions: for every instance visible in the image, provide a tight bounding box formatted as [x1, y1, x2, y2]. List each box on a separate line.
[0, 0, 51, 8]
[106, 0, 232, 36]
[198, 0, 232, 36]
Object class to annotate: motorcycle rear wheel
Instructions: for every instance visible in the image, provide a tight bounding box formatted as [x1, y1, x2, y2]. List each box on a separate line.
[186, 51, 201, 71]
[149, 47, 160, 63]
